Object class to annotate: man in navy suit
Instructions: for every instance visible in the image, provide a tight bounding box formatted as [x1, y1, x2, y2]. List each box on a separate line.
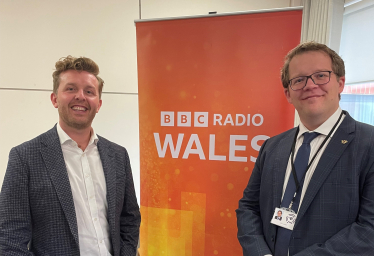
[236, 42, 374, 256]
[0, 56, 141, 255]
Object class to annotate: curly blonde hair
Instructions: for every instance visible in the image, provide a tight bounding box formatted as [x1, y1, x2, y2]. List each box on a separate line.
[52, 56, 104, 98]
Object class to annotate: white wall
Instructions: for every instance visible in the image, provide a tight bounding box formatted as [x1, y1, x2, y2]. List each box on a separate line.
[0, 0, 141, 197]
[0, 0, 292, 201]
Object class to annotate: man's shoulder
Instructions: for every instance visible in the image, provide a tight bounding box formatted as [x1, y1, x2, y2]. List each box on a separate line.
[269, 127, 297, 141]
[351, 119, 374, 152]
[12, 126, 58, 152]
[263, 127, 297, 149]
[355, 119, 374, 134]
[97, 135, 128, 154]
[341, 113, 374, 143]
[7, 126, 58, 163]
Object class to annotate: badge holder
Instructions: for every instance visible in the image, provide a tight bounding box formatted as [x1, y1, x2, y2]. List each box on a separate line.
[271, 206, 297, 230]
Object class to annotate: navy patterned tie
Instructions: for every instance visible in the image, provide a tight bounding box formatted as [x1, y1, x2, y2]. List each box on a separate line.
[274, 132, 319, 256]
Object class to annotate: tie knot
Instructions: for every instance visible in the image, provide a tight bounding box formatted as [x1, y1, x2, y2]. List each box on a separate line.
[302, 132, 319, 144]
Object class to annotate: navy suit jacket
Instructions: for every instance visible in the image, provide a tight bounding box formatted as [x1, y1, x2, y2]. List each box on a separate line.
[0, 126, 141, 256]
[236, 112, 374, 256]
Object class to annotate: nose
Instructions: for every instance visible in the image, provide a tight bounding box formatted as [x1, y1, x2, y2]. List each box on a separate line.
[75, 89, 86, 100]
[303, 76, 318, 90]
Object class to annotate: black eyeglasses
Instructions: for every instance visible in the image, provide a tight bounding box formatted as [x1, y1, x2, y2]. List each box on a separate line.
[288, 71, 333, 91]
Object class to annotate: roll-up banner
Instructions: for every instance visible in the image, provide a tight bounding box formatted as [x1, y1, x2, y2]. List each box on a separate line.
[136, 7, 302, 255]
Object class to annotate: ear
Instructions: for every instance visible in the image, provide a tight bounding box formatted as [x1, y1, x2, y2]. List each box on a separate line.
[338, 76, 345, 94]
[284, 88, 292, 104]
[96, 99, 102, 113]
[51, 93, 58, 108]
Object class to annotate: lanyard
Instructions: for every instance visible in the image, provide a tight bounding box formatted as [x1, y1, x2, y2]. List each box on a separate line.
[287, 111, 344, 209]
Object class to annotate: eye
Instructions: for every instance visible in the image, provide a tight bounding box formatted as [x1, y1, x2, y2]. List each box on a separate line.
[293, 77, 305, 85]
[315, 72, 328, 78]
[86, 89, 96, 95]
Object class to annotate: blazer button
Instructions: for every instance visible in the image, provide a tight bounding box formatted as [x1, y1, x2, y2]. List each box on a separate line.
[271, 236, 274, 242]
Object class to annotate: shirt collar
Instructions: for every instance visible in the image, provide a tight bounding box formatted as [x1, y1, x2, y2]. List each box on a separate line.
[298, 107, 343, 139]
[56, 123, 99, 146]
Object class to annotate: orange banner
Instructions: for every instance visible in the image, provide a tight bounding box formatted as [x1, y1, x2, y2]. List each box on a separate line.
[136, 9, 302, 255]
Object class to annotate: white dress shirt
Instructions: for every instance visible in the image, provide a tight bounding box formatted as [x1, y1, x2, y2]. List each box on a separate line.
[57, 124, 113, 256]
[265, 107, 345, 256]
[281, 107, 345, 210]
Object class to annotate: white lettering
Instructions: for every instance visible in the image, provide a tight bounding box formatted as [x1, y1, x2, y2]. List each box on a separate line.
[213, 114, 222, 125]
[154, 133, 184, 158]
[229, 135, 248, 162]
[161, 111, 174, 126]
[223, 114, 234, 126]
[209, 134, 226, 161]
[252, 114, 264, 126]
[182, 134, 205, 159]
[235, 114, 246, 126]
[194, 112, 208, 127]
[177, 112, 191, 127]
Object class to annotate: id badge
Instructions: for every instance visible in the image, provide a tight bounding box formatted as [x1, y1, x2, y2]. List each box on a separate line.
[270, 207, 297, 230]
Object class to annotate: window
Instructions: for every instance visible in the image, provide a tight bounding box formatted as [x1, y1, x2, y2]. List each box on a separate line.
[339, 1, 374, 125]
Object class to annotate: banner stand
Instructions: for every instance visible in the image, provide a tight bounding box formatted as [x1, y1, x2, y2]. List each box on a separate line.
[136, 7, 303, 255]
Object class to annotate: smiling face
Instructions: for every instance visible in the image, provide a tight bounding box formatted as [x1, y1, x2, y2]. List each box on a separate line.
[284, 51, 345, 128]
[51, 70, 102, 131]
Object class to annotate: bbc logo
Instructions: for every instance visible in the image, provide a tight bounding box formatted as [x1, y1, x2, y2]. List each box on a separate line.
[161, 111, 208, 127]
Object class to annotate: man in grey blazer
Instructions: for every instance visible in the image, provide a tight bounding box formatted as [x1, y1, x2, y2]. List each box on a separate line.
[0, 56, 141, 255]
[236, 42, 374, 255]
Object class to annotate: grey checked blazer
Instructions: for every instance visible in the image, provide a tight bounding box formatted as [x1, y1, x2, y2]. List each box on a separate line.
[236, 112, 374, 255]
[0, 126, 141, 256]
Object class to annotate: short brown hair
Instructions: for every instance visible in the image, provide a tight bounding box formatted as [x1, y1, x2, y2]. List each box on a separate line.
[52, 56, 104, 98]
[281, 41, 345, 89]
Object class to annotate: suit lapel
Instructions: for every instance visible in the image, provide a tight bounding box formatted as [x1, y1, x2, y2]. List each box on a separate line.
[40, 126, 79, 245]
[295, 113, 356, 226]
[273, 129, 297, 211]
[97, 137, 117, 248]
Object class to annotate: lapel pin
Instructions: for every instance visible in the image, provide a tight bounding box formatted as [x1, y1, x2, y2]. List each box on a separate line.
[341, 140, 348, 144]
